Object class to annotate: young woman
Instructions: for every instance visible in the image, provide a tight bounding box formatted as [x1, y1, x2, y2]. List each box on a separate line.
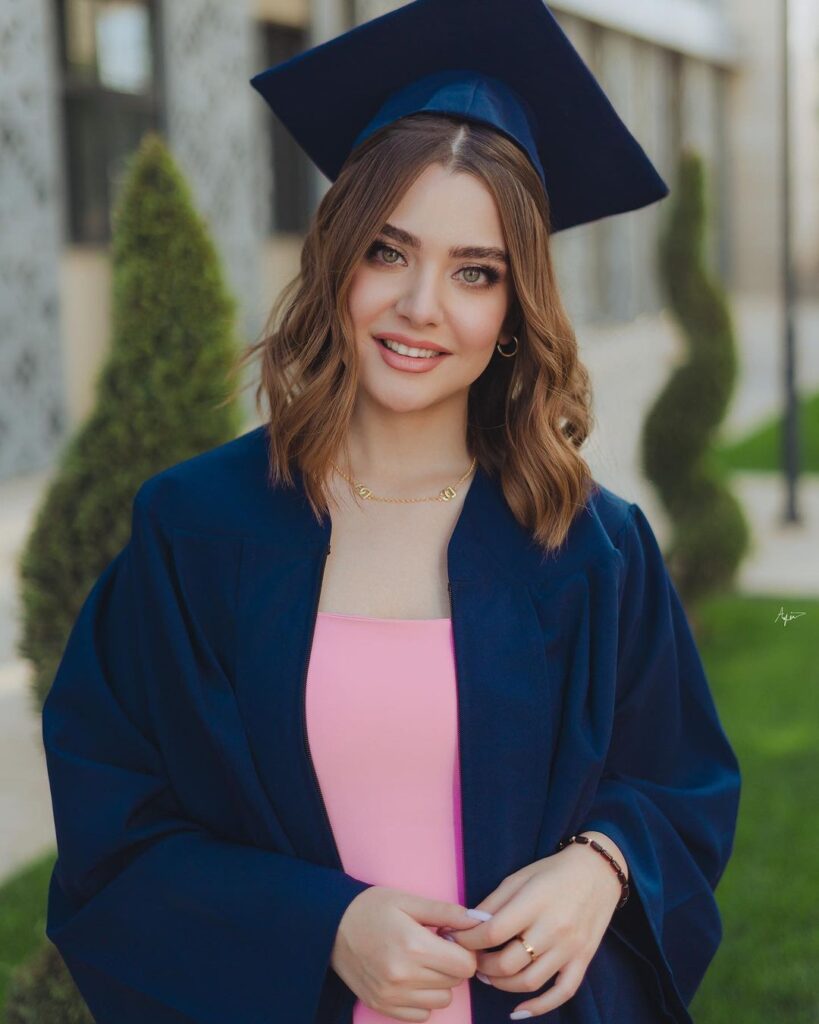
[42, 2, 741, 1023]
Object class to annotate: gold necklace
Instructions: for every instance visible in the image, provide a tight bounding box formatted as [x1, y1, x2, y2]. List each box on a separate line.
[330, 456, 477, 503]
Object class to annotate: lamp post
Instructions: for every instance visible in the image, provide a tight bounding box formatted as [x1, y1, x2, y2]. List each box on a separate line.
[781, 0, 801, 523]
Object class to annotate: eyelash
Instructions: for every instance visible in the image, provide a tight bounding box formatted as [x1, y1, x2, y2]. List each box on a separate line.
[365, 240, 502, 289]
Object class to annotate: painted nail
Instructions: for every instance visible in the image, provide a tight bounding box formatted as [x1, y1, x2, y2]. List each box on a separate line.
[466, 909, 493, 921]
[510, 1012, 533, 1020]
[476, 971, 492, 984]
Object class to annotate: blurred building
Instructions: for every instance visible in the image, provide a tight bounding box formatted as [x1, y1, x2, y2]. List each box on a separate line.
[1, 0, 817, 480]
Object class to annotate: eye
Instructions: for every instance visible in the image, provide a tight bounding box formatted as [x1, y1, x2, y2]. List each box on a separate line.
[460, 266, 493, 286]
[365, 241, 502, 289]
[456, 264, 502, 288]
[366, 241, 405, 266]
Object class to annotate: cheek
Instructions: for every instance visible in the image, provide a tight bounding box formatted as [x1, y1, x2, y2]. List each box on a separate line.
[453, 303, 507, 358]
[347, 270, 393, 325]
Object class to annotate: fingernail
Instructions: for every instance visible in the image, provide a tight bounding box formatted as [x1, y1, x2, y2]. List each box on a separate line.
[476, 971, 492, 984]
[510, 1012, 533, 1020]
[466, 908, 493, 921]
[442, 933, 457, 942]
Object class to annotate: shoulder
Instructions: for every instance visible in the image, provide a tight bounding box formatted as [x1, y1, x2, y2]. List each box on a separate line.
[132, 425, 289, 537]
[529, 484, 667, 622]
[581, 485, 671, 608]
[583, 481, 637, 552]
[545, 479, 649, 588]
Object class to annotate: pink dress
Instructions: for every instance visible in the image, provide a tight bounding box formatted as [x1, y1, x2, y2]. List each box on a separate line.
[305, 611, 472, 1023]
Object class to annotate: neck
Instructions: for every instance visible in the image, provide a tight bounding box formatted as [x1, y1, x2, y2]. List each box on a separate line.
[341, 396, 472, 493]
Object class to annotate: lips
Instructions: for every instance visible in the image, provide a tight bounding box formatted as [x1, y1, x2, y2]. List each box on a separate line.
[376, 337, 449, 359]
[373, 334, 450, 373]
[374, 334, 451, 354]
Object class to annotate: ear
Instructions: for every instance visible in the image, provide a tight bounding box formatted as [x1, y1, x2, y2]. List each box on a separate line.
[498, 316, 522, 347]
[500, 296, 523, 345]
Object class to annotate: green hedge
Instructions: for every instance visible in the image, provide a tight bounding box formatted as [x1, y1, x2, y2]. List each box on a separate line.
[17, 131, 243, 713]
[644, 147, 750, 608]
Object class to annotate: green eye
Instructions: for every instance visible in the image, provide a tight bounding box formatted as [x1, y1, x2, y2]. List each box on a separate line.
[366, 240, 502, 289]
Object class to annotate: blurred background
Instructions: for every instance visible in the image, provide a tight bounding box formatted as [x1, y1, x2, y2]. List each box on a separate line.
[1, 0, 817, 1020]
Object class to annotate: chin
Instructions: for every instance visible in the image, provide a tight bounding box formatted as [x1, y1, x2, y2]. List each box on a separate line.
[368, 389, 437, 415]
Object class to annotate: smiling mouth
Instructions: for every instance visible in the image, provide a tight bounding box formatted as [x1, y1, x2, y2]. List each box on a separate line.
[375, 337, 451, 359]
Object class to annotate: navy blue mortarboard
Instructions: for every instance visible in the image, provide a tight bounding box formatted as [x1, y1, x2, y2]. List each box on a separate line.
[250, 0, 669, 232]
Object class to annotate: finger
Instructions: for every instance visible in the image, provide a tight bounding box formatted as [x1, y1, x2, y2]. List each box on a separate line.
[421, 932, 479, 982]
[433, 923, 479, 943]
[443, 871, 532, 942]
[409, 965, 470, 988]
[444, 889, 535, 953]
[477, 934, 550, 979]
[508, 958, 587, 1018]
[380, 1005, 436, 1023]
[409, 986, 464, 1011]
[384, 990, 453, 1020]
[475, 945, 564, 993]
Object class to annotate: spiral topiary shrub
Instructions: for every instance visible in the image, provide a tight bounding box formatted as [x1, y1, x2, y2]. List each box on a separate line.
[644, 147, 750, 609]
[5, 940, 93, 1023]
[17, 131, 243, 711]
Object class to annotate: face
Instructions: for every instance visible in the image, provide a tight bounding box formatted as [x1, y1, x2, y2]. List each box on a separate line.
[347, 162, 514, 416]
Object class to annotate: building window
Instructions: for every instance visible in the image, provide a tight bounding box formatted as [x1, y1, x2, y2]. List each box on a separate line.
[56, 0, 162, 244]
[261, 23, 312, 234]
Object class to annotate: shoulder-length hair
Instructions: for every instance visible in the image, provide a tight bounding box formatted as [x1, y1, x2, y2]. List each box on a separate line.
[227, 112, 597, 554]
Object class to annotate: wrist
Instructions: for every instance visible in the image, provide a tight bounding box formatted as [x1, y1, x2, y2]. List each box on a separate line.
[578, 831, 628, 883]
[558, 830, 630, 909]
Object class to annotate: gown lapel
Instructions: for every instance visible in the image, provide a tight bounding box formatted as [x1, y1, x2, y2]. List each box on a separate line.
[233, 459, 561, 910]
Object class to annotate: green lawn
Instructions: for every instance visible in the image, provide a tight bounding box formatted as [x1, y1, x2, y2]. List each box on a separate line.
[712, 389, 819, 475]
[690, 593, 819, 1023]
[0, 848, 54, 1013]
[1, 595, 817, 1022]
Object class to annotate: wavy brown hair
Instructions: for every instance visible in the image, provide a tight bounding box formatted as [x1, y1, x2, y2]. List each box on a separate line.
[226, 112, 598, 554]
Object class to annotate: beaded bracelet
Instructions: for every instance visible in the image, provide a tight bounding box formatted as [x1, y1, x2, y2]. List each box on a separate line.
[557, 834, 630, 909]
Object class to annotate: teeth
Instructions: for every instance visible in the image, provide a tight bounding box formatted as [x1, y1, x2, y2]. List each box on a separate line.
[380, 338, 444, 359]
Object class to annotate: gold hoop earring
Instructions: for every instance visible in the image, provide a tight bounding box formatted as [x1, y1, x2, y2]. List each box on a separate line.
[496, 335, 519, 358]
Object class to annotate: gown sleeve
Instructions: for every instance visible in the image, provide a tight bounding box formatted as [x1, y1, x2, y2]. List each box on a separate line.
[41, 482, 375, 1024]
[576, 502, 742, 1023]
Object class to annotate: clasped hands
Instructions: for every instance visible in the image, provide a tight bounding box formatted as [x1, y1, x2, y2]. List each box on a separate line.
[438, 831, 627, 1019]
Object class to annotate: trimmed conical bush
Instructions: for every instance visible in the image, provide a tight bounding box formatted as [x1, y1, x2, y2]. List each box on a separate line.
[5, 941, 94, 1023]
[18, 131, 243, 711]
[643, 147, 750, 609]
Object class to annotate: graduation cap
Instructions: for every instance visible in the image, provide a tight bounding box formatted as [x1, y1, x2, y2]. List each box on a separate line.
[250, 0, 669, 233]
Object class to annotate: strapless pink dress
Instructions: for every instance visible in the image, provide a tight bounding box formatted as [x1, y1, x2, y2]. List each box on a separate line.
[305, 611, 472, 1023]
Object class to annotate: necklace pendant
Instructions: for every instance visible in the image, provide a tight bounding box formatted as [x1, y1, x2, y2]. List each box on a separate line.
[356, 485, 373, 499]
[439, 486, 457, 501]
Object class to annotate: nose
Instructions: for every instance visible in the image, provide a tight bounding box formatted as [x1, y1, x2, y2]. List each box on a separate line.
[393, 265, 444, 328]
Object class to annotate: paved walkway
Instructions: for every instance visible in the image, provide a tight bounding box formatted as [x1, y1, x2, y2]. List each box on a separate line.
[0, 469, 56, 884]
[1, 292, 817, 885]
[0, 659, 53, 883]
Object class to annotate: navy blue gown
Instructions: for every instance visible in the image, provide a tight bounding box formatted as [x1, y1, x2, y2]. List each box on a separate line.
[42, 425, 741, 1023]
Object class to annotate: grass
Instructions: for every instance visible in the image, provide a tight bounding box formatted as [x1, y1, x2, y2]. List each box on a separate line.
[0, 848, 55, 1014]
[712, 389, 819, 475]
[1, 595, 817, 1022]
[690, 593, 819, 1023]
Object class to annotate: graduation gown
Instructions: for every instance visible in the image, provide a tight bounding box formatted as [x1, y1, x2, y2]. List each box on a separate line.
[42, 424, 741, 1024]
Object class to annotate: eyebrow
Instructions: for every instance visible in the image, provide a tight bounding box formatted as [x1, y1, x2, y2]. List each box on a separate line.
[379, 222, 509, 265]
